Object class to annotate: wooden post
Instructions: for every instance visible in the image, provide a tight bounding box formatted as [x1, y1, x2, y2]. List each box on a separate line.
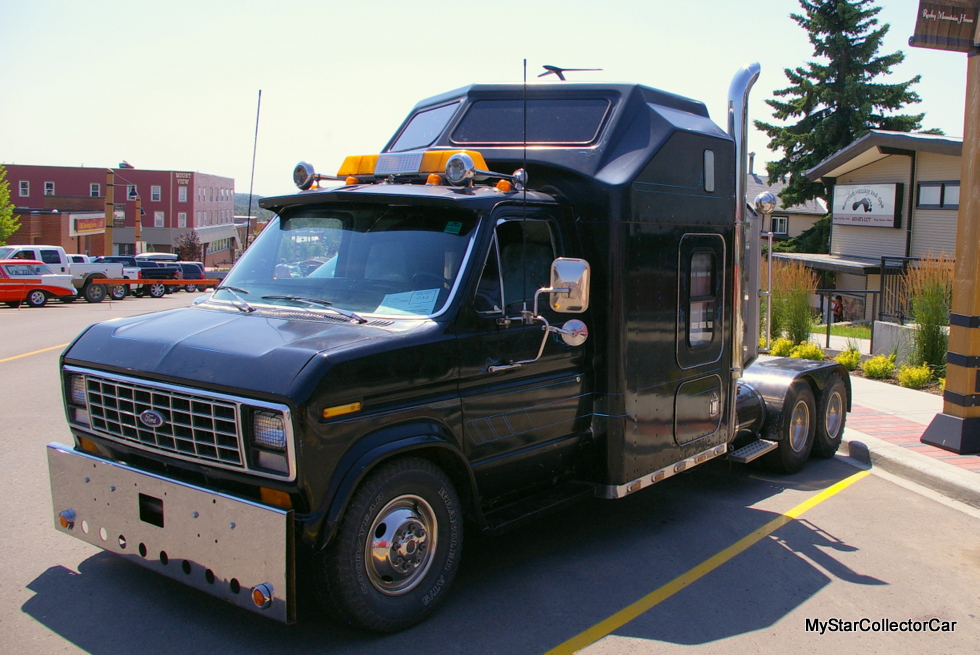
[921, 51, 980, 453]
[104, 170, 114, 256]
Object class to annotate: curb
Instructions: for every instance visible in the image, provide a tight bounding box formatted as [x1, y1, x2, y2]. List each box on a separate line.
[840, 427, 980, 510]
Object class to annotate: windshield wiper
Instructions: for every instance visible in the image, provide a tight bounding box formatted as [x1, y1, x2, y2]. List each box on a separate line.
[261, 295, 367, 324]
[214, 285, 255, 313]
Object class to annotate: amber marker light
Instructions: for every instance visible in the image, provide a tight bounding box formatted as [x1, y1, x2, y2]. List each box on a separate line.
[322, 401, 361, 419]
[345, 176, 359, 185]
[259, 487, 293, 509]
[426, 173, 442, 186]
[495, 179, 512, 192]
[78, 437, 98, 454]
[251, 583, 274, 610]
[58, 509, 76, 529]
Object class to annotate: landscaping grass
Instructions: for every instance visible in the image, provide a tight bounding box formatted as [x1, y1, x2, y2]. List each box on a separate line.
[813, 323, 871, 340]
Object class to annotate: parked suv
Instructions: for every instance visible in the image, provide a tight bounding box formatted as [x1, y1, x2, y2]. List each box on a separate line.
[175, 261, 207, 292]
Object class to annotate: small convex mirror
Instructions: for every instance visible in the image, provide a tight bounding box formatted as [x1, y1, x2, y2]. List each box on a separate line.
[549, 258, 590, 313]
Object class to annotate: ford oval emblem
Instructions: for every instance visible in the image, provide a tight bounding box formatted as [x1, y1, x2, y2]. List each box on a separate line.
[139, 409, 166, 428]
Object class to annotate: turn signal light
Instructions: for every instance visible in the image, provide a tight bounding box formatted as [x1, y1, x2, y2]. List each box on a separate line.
[251, 583, 274, 610]
[322, 401, 361, 419]
[259, 487, 292, 509]
[78, 437, 98, 454]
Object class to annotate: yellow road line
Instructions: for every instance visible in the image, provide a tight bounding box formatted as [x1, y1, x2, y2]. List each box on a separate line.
[545, 469, 871, 655]
[0, 343, 71, 364]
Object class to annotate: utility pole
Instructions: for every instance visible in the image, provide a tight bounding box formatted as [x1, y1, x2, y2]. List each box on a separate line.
[912, 1, 980, 453]
[134, 193, 142, 254]
[104, 170, 114, 256]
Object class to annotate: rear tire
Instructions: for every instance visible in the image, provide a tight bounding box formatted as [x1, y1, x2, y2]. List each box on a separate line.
[83, 282, 106, 303]
[110, 285, 128, 301]
[315, 457, 463, 633]
[26, 289, 48, 307]
[148, 283, 166, 298]
[812, 375, 847, 459]
[763, 381, 815, 474]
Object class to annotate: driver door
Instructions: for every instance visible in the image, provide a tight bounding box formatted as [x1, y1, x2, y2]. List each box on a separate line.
[456, 214, 592, 500]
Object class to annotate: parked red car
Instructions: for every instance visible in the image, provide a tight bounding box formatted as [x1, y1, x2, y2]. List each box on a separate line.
[0, 259, 77, 307]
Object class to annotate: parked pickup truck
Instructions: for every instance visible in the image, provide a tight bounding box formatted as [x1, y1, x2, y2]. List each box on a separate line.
[0, 245, 128, 302]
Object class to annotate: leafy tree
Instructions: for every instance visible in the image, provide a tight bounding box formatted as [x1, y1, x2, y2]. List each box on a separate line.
[756, 0, 935, 209]
[174, 231, 202, 261]
[0, 165, 19, 246]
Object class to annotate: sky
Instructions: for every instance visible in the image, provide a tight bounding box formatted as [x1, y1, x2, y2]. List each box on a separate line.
[0, 0, 967, 198]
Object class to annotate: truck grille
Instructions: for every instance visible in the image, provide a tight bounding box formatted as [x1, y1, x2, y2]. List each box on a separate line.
[86, 376, 244, 468]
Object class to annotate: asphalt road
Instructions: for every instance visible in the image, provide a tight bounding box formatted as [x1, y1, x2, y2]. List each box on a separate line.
[1, 293, 978, 654]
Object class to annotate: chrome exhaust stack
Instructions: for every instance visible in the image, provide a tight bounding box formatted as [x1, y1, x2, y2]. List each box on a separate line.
[727, 62, 761, 374]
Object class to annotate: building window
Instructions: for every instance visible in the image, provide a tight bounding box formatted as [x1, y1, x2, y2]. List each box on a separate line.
[151, 185, 161, 202]
[127, 185, 138, 200]
[177, 212, 187, 228]
[917, 181, 959, 210]
[44, 181, 55, 196]
[90, 183, 101, 197]
[771, 216, 788, 235]
[178, 186, 187, 202]
[19, 181, 29, 197]
[154, 211, 165, 228]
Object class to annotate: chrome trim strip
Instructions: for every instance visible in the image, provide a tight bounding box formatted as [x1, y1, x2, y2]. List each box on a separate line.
[64, 366, 296, 482]
[596, 443, 728, 499]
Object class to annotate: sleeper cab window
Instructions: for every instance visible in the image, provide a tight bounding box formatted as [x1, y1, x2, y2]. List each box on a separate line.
[689, 251, 716, 348]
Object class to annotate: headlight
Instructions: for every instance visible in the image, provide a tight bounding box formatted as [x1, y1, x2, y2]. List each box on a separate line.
[70, 375, 87, 405]
[253, 411, 286, 451]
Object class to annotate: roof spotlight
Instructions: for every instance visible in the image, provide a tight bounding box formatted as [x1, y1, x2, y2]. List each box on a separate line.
[293, 162, 316, 190]
[445, 153, 476, 186]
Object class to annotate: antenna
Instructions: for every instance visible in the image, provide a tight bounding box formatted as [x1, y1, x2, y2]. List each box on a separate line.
[538, 65, 603, 81]
[243, 89, 262, 254]
[521, 59, 529, 316]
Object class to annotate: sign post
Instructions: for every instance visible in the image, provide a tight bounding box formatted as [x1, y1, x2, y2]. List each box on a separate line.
[912, 1, 980, 453]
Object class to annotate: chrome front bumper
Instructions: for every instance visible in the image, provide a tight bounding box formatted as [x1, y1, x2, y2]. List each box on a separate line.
[46, 443, 295, 623]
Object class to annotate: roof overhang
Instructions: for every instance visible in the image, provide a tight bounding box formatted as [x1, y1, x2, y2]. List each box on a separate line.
[772, 252, 880, 274]
[806, 131, 962, 182]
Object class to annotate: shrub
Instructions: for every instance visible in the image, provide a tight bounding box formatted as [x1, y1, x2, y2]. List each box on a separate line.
[862, 354, 896, 380]
[939, 377, 946, 392]
[904, 254, 952, 378]
[834, 348, 862, 371]
[897, 363, 933, 389]
[770, 337, 795, 357]
[771, 258, 817, 345]
[790, 342, 825, 361]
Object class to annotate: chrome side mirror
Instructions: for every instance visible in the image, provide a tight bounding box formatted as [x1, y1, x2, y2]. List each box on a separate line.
[549, 258, 590, 313]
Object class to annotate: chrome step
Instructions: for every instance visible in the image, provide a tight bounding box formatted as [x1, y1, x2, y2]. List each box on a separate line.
[728, 439, 778, 464]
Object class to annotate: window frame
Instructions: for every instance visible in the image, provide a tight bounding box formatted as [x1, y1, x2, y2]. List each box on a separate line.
[154, 211, 165, 228]
[178, 186, 187, 202]
[474, 216, 560, 316]
[916, 180, 960, 210]
[151, 185, 162, 202]
[44, 181, 55, 196]
[177, 212, 187, 228]
[771, 215, 788, 235]
[19, 181, 29, 197]
[90, 183, 101, 197]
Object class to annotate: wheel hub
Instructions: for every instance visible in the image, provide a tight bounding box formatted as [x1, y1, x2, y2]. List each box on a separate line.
[789, 399, 811, 452]
[366, 495, 436, 595]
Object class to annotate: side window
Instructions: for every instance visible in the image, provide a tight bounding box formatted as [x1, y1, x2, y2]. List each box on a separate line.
[475, 219, 557, 314]
[678, 234, 725, 368]
[688, 252, 716, 347]
[40, 250, 62, 265]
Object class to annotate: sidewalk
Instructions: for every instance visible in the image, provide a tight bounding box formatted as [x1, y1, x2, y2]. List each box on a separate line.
[841, 374, 980, 509]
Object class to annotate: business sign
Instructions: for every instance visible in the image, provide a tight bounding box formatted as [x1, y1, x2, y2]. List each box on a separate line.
[909, 1, 979, 52]
[69, 212, 106, 236]
[832, 184, 903, 228]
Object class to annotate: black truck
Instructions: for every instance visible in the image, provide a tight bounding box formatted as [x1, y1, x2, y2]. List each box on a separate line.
[48, 63, 849, 632]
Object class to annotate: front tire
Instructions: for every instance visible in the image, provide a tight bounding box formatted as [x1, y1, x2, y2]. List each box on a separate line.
[812, 375, 847, 458]
[763, 381, 816, 474]
[26, 289, 48, 307]
[83, 282, 106, 303]
[316, 457, 463, 633]
[110, 285, 128, 301]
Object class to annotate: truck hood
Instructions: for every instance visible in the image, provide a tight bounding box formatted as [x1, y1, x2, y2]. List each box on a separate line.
[64, 306, 393, 398]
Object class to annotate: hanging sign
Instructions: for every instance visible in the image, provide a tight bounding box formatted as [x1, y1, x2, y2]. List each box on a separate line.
[909, 1, 980, 51]
[832, 184, 903, 228]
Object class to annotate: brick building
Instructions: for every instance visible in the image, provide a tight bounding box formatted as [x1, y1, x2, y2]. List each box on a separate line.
[5, 164, 239, 266]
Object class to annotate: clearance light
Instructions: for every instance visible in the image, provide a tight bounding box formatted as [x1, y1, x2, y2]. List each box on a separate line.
[251, 583, 275, 610]
[345, 176, 359, 186]
[59, 509, 76, 530]
[426, 173, 442, 186]
[260, 487, 293, 509]
[495, 179, 512, 192]
[336, 150, 489, 178]
[323, 401, 361, 419]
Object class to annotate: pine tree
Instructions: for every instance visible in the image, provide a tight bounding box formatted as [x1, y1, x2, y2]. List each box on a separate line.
[0, 165, 19, 246]
[756, 0, 933, 209]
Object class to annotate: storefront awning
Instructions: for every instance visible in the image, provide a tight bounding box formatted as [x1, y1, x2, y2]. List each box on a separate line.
[772, 252, 880, 274]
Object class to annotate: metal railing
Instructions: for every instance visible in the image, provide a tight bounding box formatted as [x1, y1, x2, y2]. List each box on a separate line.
[879, 256, 918, 324]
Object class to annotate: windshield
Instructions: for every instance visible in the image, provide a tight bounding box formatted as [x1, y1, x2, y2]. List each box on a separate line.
[0, 247, 16, 259]
[219, 203, 479, 319]
[3, 263, 53, 276]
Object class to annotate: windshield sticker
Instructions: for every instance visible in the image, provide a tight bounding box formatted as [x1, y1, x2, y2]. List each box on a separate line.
[376, 289, 440, 315]
[444, 221, 463, 235]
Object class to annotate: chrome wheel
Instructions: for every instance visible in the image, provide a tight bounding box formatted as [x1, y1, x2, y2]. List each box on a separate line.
[788, 399, 811, 453]
[365, 494, 437, 596]
[824, 390, 843, 439]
